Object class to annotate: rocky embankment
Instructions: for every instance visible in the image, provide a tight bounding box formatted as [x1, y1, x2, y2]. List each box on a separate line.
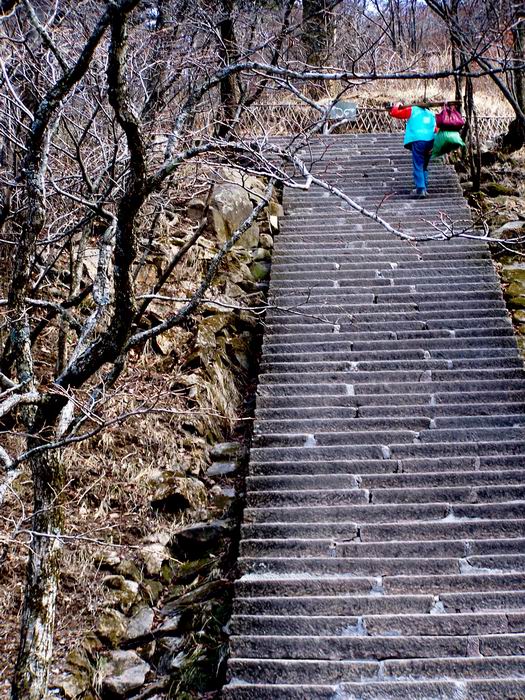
[458, 149, 525, 351]
[41, 172, 282, 700]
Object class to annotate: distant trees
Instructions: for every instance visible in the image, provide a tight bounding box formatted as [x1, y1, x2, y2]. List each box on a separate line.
[424, 0, 525, 150]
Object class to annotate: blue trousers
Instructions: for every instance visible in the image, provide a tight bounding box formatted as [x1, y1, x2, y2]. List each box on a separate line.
[411, 140, 434, 191]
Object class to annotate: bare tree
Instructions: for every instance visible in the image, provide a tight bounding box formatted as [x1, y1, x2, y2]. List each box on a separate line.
[424, 0, 525, 150]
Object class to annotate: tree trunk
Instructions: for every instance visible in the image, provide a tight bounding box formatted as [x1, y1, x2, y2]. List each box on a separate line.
[216, 0, 239, 138]
[511, 0, 525, 111]
[11, 444, 65, 700]
[302, 0, 335, 65]
[502, 0, 525, 150]
[463, 76, 481, 192]
[302, 0, 336, 97]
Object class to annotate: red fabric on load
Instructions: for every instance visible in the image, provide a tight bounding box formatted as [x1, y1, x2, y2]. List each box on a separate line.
[389, 105, 412, 119]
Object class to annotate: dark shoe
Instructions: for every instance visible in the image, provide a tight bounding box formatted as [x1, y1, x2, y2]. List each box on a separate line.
[416, 189, 428, 199]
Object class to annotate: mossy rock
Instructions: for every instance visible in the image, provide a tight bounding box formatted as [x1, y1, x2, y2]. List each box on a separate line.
[501, 267, 525, 283]
[482, 182, 519, 197]
[507, 295, 525, 310]
[250, 260, 271, 281]
[141, 578, 164, 606]
[116, 559, 142, 583]
[173, 557, 218, 585]
[96, 609, 128, 648]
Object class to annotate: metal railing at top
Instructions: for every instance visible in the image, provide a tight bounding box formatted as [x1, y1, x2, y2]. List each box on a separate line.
[236, 103, 513, 143]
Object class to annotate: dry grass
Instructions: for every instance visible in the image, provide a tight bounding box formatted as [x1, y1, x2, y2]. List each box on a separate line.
[0, 205, 258, 698]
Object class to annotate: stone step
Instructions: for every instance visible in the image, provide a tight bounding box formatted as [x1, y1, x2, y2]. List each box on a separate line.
[256, 390, 525, 411]
[230, 611, 525, 637]
[268, 300, 506, 315]
[266, 311, 511, 327]
[286, 182, 461, 192]
[241, 519, 525, 542]
[233, 591, 525, 617]
[270, 267, 493, 281]
[284, 206, 471, 218]
[229, 632, 525, 660]
[270, 288, 497, 303]
[272, 252, 491, 264]
[238, 556, 462, 576]
[255, 423, 525, 446]
[262, 348, 517, 364]
[252, 428, 525, 450]
[246, 484, 525, 508]
[260, 358, 522, 374]
[249, 440, 525, 464]
[259, 367, 523, 385]
[274, 240, 485, 250]
[243, 501, 525, 525]
[247, 470, 525, 494]
[270, 289, 504, 304]
[226, 655, 525, 685]
[263, 335, 517, 354]
[239, 537, 525, 560]
[270, 258, 492, 271]
[238, 554, 525, 577]
[255, 402, 525, 421]
[258, 381, 525, 400]
[235, 572, 525, 597]
[223, 679, 525, 699]
[247, 454, 525, 478]
[266, 322, 514, 340]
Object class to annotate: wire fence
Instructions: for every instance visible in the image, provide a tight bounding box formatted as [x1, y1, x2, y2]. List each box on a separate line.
[236, 103, 513, 143]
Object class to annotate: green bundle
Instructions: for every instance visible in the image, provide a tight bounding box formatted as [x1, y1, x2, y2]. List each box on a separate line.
[431, 130, 465, 159]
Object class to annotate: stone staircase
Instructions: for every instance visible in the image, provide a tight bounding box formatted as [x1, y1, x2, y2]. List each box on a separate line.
[223, 134, 525, 699]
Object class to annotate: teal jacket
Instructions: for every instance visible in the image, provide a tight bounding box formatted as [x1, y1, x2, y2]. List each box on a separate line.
[403, 107, 436, 146]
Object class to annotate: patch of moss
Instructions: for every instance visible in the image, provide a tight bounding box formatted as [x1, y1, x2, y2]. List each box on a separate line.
[482, 181, 519, 197]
